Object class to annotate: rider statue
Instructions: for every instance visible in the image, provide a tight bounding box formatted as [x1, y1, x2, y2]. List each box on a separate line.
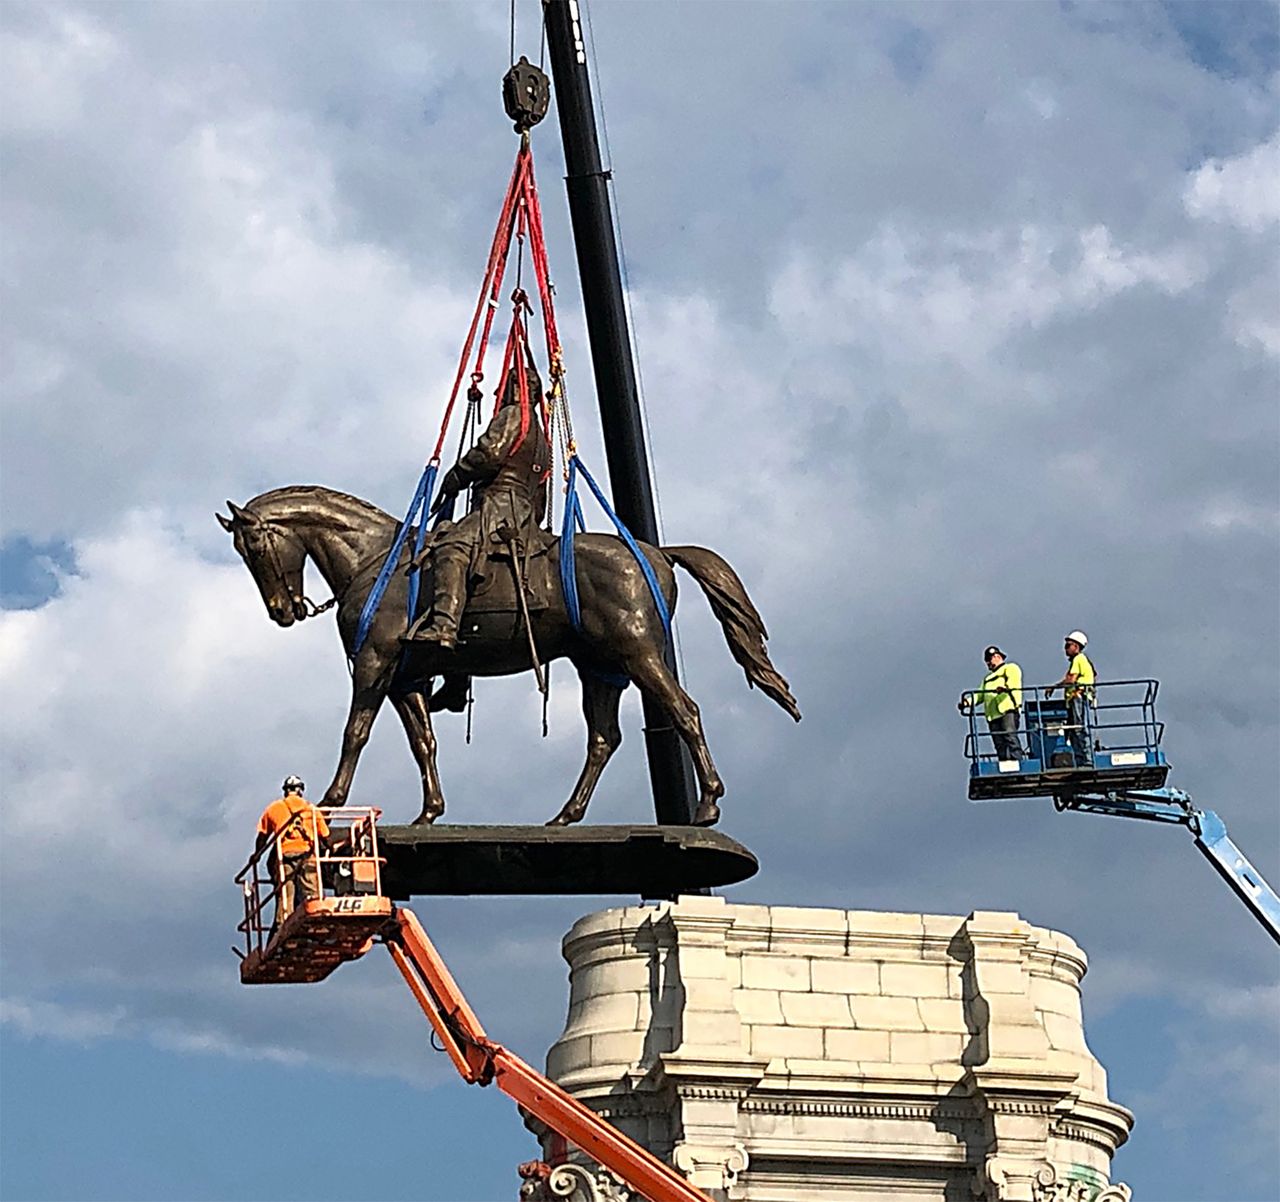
[407, 355, 551, 653]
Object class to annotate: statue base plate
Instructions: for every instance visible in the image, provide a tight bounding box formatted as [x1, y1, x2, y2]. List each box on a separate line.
[377, 824, 758, 897]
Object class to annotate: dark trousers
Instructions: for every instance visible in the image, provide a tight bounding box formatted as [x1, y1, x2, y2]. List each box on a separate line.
[274, 853, 320, 930]
[988, 710, 1023, 762]
[1067, 696, 1091, 765]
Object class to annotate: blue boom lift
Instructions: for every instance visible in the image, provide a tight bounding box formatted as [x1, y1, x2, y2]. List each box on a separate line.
[962, 678, 1280, 945]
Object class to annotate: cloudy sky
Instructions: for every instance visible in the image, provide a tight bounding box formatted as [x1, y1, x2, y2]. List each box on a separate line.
[2, 1, 1277, 1199]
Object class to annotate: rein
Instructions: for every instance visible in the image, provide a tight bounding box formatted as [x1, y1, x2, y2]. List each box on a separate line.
[302, 595, 338, 618]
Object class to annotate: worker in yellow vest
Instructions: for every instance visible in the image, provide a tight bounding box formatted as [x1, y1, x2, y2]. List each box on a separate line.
[958, 645, 1025, 762]
[1046, 630, 1096, 765]
[255, 775, 330, 930]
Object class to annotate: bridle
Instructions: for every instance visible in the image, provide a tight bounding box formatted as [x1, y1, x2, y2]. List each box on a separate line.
[254, 521, 337, 620]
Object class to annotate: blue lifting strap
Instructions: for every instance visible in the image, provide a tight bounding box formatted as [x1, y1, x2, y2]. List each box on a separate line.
[559, 456, 671, 667]
[354, 462, 439, 655]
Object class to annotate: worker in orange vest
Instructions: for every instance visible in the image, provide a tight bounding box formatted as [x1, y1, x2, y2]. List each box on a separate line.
[255, 775, 330, 930]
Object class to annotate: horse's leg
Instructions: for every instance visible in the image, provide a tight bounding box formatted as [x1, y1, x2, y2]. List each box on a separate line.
[322, 657, 394, 807]
[623, 648, 725, 826]
[547, 671, 625, 827]
[390, 689, 446, 824]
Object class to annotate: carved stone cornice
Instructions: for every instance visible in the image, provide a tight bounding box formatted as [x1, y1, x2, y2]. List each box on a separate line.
[964, 1064, 1081, 1102]
[652, 1052, 769, 1091]
[1030, 1164, 1132, 1202]
[1053, 1096, 1135, 1154]
[518, 1161, 636, 1202]
[562, 1090, 985, 1130]
[742, 1096, 976, 1121]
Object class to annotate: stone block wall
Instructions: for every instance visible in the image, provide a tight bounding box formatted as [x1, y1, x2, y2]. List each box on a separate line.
[529, 898, 1133, 1202]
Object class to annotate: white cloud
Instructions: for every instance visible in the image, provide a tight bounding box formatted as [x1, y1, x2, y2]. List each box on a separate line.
[0, 515, 336, 933]
[1125, 980, 1280, 1178]
[1225, 269, 1280, 358]
[0, 8, 120, 134]
[1023, 81, 1059, 121]
[1181, 133, 1280, 361]
[1184, 133, 1280, 233]
[1198, 494, 1280, 534]
[1, 11, 477, 542]
[2, 3, 1278, 1196]
[0, 996, 126, 1043]
[769, 222, 1202, 375]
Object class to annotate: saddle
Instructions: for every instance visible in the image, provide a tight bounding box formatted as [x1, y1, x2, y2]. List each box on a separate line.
[459, 531, 557, 642]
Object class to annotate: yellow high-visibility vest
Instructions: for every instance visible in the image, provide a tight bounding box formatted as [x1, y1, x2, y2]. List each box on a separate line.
[973, 662, 1022, 721]
[1066, 653, 1095, 701]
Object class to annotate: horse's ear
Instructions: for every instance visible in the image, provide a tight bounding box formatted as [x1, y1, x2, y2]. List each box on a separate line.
[216, 511, 235, 532]
[227, 501, 259, 526]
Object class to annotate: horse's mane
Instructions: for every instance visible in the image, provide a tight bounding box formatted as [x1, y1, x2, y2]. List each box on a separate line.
[245, 485, 398, 533]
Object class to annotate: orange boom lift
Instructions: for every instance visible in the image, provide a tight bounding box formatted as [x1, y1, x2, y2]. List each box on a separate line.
[235, 808, 710, 1202]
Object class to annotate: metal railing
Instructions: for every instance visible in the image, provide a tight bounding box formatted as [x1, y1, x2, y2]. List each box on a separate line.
[235, 807, 385, 960]
[962, 678, 1165, 771]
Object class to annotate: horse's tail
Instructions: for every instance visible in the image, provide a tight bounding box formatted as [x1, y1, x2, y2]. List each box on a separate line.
[662, 546, 801, 722]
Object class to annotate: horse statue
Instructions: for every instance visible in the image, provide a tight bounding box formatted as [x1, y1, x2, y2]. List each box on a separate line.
[219, 485, 800, 826]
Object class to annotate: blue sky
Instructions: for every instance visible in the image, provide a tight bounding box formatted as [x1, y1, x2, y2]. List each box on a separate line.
[2, 2, 1278, 1199]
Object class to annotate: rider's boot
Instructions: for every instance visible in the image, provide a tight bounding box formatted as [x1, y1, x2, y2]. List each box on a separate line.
[405, 546, 468, 649]
[429, 673, 471, 712]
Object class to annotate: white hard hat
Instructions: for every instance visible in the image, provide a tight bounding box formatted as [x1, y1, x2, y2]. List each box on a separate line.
[1065, 630, 1088, 647]
[282, 774, 305, 794]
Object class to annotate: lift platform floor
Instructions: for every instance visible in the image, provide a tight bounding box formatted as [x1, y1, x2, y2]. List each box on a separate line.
[377, 823, 759, 897]
[241, 895, 394, 985]
[968, 761, 1170, 802]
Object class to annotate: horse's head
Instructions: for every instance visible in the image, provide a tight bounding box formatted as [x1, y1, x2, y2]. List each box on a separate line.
[218, 501, 309, 627]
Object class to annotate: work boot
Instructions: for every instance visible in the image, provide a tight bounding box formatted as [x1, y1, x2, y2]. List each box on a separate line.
[405, 546, 468, 649]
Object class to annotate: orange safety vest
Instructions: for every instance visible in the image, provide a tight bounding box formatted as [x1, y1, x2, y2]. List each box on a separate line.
[257, 796, 329, 857]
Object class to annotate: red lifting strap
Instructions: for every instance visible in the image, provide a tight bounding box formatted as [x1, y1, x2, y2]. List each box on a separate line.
[431, 142, 563, 467]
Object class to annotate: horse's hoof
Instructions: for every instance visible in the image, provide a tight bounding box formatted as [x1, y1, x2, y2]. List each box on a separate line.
[412, 806, 444, 825]
[692, 800, 721, 827]
[546, 807, 584, 827]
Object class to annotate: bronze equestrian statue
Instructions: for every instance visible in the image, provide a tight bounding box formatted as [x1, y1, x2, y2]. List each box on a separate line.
[219, 474, 799, 827]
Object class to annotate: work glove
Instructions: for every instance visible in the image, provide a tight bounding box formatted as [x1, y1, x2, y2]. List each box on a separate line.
[430, 469, 462, 516]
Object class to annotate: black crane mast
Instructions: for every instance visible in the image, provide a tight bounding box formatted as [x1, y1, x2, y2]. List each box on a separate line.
[541, 0, 700, 828]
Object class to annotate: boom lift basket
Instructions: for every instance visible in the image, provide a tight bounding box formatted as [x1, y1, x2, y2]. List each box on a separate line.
[960, 677, 1278, 943]
[236, 807, 392, 984]
[964, 678, 1169, 802]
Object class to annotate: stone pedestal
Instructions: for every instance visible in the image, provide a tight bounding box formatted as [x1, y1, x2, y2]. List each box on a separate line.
[527, 898, 1133, 1202]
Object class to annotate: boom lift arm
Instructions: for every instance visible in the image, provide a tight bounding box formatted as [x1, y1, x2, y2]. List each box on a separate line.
[235, 813, 710, 1202]
[385, 907, 711, 1202]
[1054, 788, 1280, 945]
